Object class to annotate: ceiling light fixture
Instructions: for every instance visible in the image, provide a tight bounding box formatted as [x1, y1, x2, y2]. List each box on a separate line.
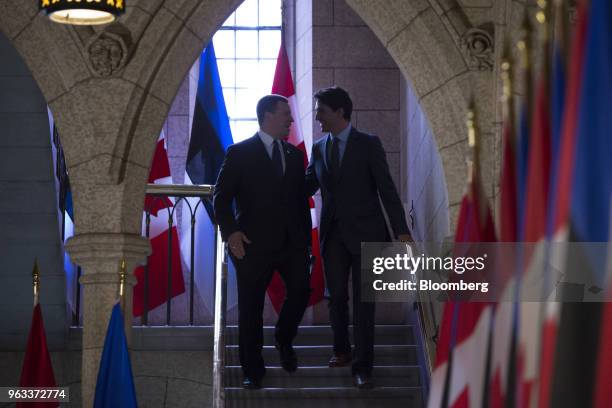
[40, 0, 125, 26]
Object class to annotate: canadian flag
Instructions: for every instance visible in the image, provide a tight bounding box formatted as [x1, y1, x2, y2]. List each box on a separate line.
[266, 41, 325, 312]
[133, 131, 185, 316]
[488, 73, 519, 408]
[428, 168, 496, 408]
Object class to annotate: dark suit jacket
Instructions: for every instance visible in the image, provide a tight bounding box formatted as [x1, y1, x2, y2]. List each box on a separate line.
[214, 134, 311, 254]
[305, 127, 409, 254]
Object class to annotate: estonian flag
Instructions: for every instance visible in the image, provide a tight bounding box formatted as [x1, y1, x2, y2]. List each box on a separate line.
[180, 42, 237, 317]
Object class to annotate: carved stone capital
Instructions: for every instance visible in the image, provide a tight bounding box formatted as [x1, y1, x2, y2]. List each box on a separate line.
[65, 232, 150, 271]
[461, 24, 494, 72]
[86, 23, 133, 77]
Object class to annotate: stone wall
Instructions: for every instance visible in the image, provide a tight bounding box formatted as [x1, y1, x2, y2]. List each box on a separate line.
[0, 31, 67, 352]
[1, 350, 213, 408]
[346, 0, 500, 229]
[292, 0, 451, 245]
[403, 82, 450, 244]
[309, 0, 402, 187]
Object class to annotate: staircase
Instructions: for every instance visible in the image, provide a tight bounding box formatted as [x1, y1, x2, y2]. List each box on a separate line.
[224, 324, 426, 407]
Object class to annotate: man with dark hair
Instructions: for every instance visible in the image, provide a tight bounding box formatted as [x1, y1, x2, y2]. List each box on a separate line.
[256, 94, 288, 125]
[313, 86, 353, 120]
[214, 94, 312, 389]
[306, 86, 412, 389]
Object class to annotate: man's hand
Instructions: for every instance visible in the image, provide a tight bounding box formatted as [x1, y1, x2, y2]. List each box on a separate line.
[397, 233, 414, 243]
[228, 231, 251, 259]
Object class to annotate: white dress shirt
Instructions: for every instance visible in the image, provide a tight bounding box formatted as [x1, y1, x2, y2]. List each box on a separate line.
[258, 130, 286, 173]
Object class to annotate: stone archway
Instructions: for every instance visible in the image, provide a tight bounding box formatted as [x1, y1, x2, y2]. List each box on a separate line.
[1, 0, 502, 296]
[346, 0, 499, 225]
[0, 0, 515, 403]
[0, 0, 244, 237]
[0, 1, 244, 405]
[0, 0, 503, 236]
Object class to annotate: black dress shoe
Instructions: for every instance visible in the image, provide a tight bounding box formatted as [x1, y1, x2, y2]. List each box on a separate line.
[242, 376, 262, 389]
[276, 343, 298, 373]
[328, 352, 352, 367]
[352, 373, 374, 389]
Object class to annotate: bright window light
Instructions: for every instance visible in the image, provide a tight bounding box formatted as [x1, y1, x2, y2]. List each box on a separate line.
[213, 0, 282, 142]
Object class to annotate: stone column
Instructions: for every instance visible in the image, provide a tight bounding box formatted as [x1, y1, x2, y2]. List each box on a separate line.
[66, 233, 150, 408]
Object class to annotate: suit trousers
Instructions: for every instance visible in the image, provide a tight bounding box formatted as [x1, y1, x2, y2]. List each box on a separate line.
[231, 242, 311, 380]
[323, 222, 375, 375]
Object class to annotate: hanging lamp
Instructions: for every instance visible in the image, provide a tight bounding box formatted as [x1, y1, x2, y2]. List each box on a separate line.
[40, 0, 125, 26]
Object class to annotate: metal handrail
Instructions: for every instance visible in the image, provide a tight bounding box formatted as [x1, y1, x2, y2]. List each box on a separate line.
[212, 225, 227, 407]
[145, 183, 214, 198]
[145, 183, 228, 406]
[143, 183, 216, 325]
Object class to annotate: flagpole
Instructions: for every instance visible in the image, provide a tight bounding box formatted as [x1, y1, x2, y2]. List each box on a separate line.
[535, 0, 553, 93]
[517, 9, 533, 117]
[501, 46, 514, 141]
[552, 0, 568, 65]
[505, 11, 534, 407]
[32, 260, 40, 306]
[466, 99, 479, 188]
[533, 2, 553, 408]
[535, 0, 551, 43]
[118, 259, 127, 313]
[280, 0, 286, 45]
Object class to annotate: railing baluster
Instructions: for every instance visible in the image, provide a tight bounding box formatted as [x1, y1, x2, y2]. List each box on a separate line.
[190, 205, 196, 325]
[73, 184, 216, 329]
[166, 213, 173, 325]
[143, 211, 151, 326]
[212, 225, 227, 408]
[144, 184, 215, 328]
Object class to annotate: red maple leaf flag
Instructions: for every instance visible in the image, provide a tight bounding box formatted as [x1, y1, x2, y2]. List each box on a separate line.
[429, 162, 496, 408]
[133, 132, 185, 317]
[488, 64, 519, 408]
[266, 41, 325, 312]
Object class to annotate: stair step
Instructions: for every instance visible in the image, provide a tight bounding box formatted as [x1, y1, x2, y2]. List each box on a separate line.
[224, 365, 421, 387]
[225, 325, 415, 346]
[225, 345, 418, 366]
[224, 386, 423, 408]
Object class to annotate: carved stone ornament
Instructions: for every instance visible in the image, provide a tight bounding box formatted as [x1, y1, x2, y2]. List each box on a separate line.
[461, 25, 494, 71]
[86, 23, 132, 77]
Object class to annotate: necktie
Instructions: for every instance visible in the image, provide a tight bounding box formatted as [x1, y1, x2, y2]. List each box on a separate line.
[329, 136, 340, 177]
[272, 140, 283, 176]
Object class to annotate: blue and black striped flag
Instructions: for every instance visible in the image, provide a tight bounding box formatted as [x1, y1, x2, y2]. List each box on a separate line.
[180, 43, 236, 316]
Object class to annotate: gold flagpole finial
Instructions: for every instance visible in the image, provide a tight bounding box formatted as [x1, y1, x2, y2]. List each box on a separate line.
[501, 42, 513, 101]
[466, 98, 478, 185]
[517, 8, 533, 70]
[536, 0, 552, 46]
[32, 260, 40, 306]
[501, 42, 515, 128]
[467, 101, 476, 149]
[119, 259, 127, 299]
[536, 0, 548, 25]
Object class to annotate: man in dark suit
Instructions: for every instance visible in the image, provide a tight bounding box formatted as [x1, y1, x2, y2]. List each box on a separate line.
[305, 87, 412, 389]
[214, 95, 312, 389]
